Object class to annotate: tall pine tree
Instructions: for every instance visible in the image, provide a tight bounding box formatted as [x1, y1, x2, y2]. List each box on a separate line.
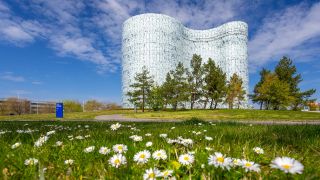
[187, 54, 204, 109]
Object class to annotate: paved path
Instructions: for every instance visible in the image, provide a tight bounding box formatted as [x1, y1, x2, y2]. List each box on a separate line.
[94, 114, 320, 125]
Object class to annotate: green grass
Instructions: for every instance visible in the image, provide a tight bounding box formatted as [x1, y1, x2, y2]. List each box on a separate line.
[0, 120, 319, 179]
[1, 109, 320, 121]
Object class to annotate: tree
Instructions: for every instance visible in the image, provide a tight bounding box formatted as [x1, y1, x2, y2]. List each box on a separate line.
[162, 62, 189, 110]
[251, 68, 271, 110]
[225, 74, 245, 109]
[203, 58, 227, 109]
[147, 85, 165, 111]
[126, 66, 154, 112]
[84, 100, 103, 112]
[63, 100, 82, 112]
[275, 56, 315, 110]
[5, 97, 30, 115]
[187, 54, 204, 109]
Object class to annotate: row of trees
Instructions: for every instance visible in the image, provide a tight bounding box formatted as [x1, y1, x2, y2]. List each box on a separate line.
[127, 54, 246, 111]
[0, 98, 31, 115]
[251, 56, 316, 110]
[63, 100, 121, 112]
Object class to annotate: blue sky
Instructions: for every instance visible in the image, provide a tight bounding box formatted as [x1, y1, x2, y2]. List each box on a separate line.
[0, 0, 320, 104]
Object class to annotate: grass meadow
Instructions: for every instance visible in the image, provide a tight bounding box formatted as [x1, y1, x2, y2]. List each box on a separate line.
[1, 119, 319, 179]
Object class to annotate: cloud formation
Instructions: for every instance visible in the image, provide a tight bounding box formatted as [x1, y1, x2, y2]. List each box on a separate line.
[0, 72, 25, 82]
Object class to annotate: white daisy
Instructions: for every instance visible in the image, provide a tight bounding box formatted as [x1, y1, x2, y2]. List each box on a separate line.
[129, 135, 143, 142]
[143, 167, 162, 180]
[99, 147, 110, 155]
[109, 154, 127, 168]
[84, 146, 95, 153]
[159, 134, 168, 138]
[146, 142, 153, 147]
[232, 158, 242, 166]
[208, 152, 232, 170]
[145, 133, 152, 136]
[75, 135, 84, 140]
[253, 147, 264, 154]
[64, 159, 74, 165]
[34, 136, 49, 147]
[152, 149, 167, 160]
[113, 144, 128, 154]
[241, 160, 260, 172]
[24, 158, 39, 166]
[134, 150, 151, 164]
[205, 136, 213, 141]
[161, 169, 173, 178]
[178, 154, 194, 165]
[55, 141, 63, 146]
[11, 142, 21, 149]
[110, 123, 121, 131]
[270, 157, 304, 174]
[46, 130, 56, 136]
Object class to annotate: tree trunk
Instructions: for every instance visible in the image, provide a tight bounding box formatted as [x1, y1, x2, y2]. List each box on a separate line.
[203, 97, 208, 109]
[210, 98, 213, 109]
[142, 88, 145, 112]
[214, 101, 218, 110]
[259, 101, 263, 110]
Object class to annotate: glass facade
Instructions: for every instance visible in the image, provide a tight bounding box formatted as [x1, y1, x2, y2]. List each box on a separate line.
[122, 13, 248, 108]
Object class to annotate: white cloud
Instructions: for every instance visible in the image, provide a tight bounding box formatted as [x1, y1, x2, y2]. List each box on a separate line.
[249, 2, 320, 70]
[0, 72, 25, 82]
[31, 81, 42, 85]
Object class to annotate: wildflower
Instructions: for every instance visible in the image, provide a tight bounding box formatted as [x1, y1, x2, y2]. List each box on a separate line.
[159, 134, 167, 138]
[109, 154, 126, 168]
[134, 150, 151, 164]
[201, 164, 205, 168]
[181, 138, 193, 146]
[146, 141, 153, 147]
[130, 135, 143, 142]
[270, 157, 304, 174]
[110, 123, 121, 131]
[171, 127, 175, 129]
[253, 147, 264, 154]
[143, 167, 162, 180]
[24, 158, 38, 166]
[64, 159, 74, 165]
[205, 136, 213, 141]
[99, 147, 110, 155]
[46, 130, 56, 136]
[152, 149, 167, 160]
[113, 144, 128, 154]
[241, 160, 260, 172]
[55, 141, 63, 146]
[75, 135, 84, 140]
[11, 142, 21, 149]
[178, 154, 194, 165]
[161, 169, 173, 178]
[145, 133, 152, 136]
[232, 158, 242, 166]
[34, 136, 49, 147]
[84, 146, 95, 153]
[205, 147, 213, 151]
[208, 152, 232, 170]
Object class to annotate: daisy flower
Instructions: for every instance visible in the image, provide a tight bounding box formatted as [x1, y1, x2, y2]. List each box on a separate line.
[109, 154, 127, 168]
[64, 159, 74, 165]
[208, 152, 232, 170]
[270, 157, 304, 174]
[113, 144, 128, 154]
[84, 146, 95, 153]
[24, 158, 39, 166]
[130, 135, 143, 142]
[145, 133, 152, 136]
[253, 147, 264, 154]
[241, 160, 260, 172]
[178, 154, 194, 165]
[152, 149, 167, 160]
[110, 123, 121, 131]
[99, 147, 111, 155]
[34, 136, 49, 147]
[134, 150, 151, 164]
[55, 141, 63, 146]
[232, 158, 242, 166]
[205, 136, 213, 141]
[159, 134, 167, 138]
[146, 142, 153, 147]
[161, 169, 173, 178]
[143, 167, 162, 180]
[11, 142, 21, 149]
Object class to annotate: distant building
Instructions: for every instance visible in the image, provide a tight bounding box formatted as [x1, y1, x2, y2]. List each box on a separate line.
[0, 98, 55, 115]
[122, 13, 249, 108]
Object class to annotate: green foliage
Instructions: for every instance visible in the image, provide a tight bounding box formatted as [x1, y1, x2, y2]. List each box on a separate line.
[187, 54, 204, 109]
[63, 100, 82, 112]
[84, 100, 103, 112]
[147, 86, 165, 111]
[226, 74, 246, 109]
[203, 58, 227, 109]
[126, 66, 154, 112]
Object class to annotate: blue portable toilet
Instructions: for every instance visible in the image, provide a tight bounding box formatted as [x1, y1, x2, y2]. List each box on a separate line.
[56, 103, 64, 118]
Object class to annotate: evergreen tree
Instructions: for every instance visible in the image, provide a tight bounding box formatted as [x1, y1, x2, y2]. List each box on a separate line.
[226, 73, 245, 109]
[147, 85, 165, 111]
[126, 66, 154, 112]
[203, 58, 227, 109]
[251, 68, 271, 110]
[187, 54, 204, 109]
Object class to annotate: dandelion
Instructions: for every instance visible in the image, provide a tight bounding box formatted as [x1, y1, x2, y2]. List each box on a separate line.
[84, 146, 95, 153]
[270, 157, 304, 174]
[159, 134, 167, 138]
[11, 142, 21, 149]
[208, 152, 232, 170]
[134, 150, 151, 164]
[143, 167, 162, 180]
[55, 141, 63, 146]
[110, 123, 121, 131]
[241, 160, 260, 172]
[253, 147, 264, 154]
[113, 144, 128, 154]
[64, 159, 74, 165]
[161, 169, 173, 178]
[99, 147, 111, 155]
[146, 141, 153, 147]
[152, 149, 167, 160]
[24, 158, 39, 166]
[109, 154, 127, 168]
[178, 154, 194, 165]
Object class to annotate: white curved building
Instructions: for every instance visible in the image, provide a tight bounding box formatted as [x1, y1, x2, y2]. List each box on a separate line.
[122, 13, 248, 108]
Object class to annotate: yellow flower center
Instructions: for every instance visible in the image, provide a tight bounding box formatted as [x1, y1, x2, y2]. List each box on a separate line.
[118, 146, 123, 150]
[217, 157, 224, 163]
[184, 156, 189, 161]
[245, 163, 252, 167]
[282, 164, 292, 170]
[140, 154, 145, 159]
[114, 159, 120, 164]
[157, 153, 161, 156]
[163, 171, 168, 176]
[149, 173, 155, 178]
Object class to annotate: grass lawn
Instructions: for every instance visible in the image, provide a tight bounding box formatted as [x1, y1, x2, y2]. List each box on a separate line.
[0, 120, 319, 179]
[1, 109, 320, 121]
